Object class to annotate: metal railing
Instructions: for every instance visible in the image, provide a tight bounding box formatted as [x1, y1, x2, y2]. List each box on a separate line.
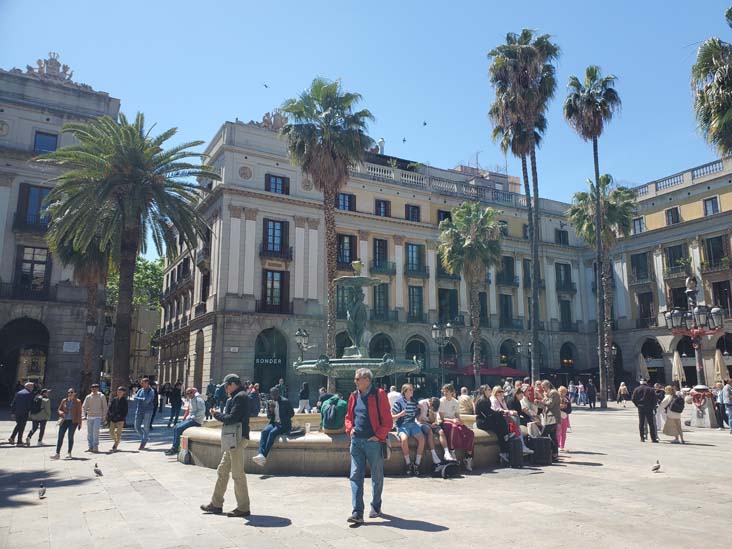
[404, 264, 429, 278]
[259, 243, 293, 260]
[255, 300, 294, 315]
[496, 274, 519, 286]
[636, 317, 658, 329]
[370, 260, 396, 275]
[524, 277, 545, 289]
[559, 320, 579, 332]
[663, 265, 689, 280]
[701, 259, 731, 273]
[406, 311, 429, 324]
[499, 317, 523, 330]
[12, 213, 49, 233]
[370, 309, 398, 322]
[195, 302, 207, 317]
[0, 282, 53, 301]
[556, 280, 577, 293]
[337, 259, 357, 271]
[629, 272, 653, 286]
[437, 267, 461, 280]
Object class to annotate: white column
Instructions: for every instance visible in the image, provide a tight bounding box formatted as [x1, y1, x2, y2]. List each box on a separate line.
[228, 213, 241, 295]
[459, 277, 468, 312]
[545, 258, 558, 320]
[689, 240, 705, 305]
[652, 247, 667, 312]
[571, 262, 581, 322]
[516, 257, 525, 319]
[489, 266, 497, 316]
[307, 219, 319, 301]
[613, 256, 629, 319]
[359, 231, 369, 305]
[242, 208, 257, 295]
[427, 246, 437, 311]
[395, 239, 405, 309]
[210, 215, 221, 301]
[294, 219, 306, 299]
[0, 178, 10, 280]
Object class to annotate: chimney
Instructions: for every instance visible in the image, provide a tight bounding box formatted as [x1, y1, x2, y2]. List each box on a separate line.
[378, 137, 385, 155]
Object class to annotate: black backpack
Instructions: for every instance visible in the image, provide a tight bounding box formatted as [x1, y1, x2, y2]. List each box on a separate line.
[432, 460, 460, 479]
[31, 395, 43, 415]
[669, 396, 685, 414]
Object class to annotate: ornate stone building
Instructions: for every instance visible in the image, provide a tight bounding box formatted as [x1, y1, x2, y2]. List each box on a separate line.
[0, 53, 120, 402]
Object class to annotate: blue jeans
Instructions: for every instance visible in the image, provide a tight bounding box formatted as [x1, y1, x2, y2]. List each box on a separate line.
[349, 437, 384, 516]
[259, 423, 287, 457]
[726, 405, 732, 432]
[135, 410, 153, 444]
[86, 417, 102, 449]
[171, 419, 199, 450]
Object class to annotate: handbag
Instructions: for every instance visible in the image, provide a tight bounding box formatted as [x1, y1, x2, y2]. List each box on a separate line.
[221, 422, 241, 451]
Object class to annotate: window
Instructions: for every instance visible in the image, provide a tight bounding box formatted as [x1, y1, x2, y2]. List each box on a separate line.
[704, 235, 727, 265]
[637, 292, 654, 321]
[523, 258, 533, 286]
[16, 246, 49, 291]
[670, 286, 688, 310]
[373, 283, 389, 315]
[408, 286, 423, 318]
[704, 197, 720, 216]
[479, 292, 488, 321]
[33, 132, 57, 154]
[264, 174, 289, 195]
[665, 207, 680, 226]
[373, 238, 388, 266]
[555, 263, 572, 286]
[499, 294, 513, 324]
[337, 234, 356, 264]
[17, 184, 51, 226]
[264, 219, 288, 252]
[522, 224, 529, 239]
[555, 229, 569, 245]
[263, 270, 282, 305]
[406, 243, 424, 270]
[438, 288, 459, 324]
[560, 300, 572, 329]
[499, 220, 509, 237]
[336, 285, 348, 317]
[501, 256, 515, 278]
[437, 210, 452, 223]
[337, 193, 356, 211]
[201, 273, 210, 302]
[630, 252, 649, 280]
[374, 199, 391, 217]
[664, 244, 686, 269]
[405, 204, 421, 222]
[632, 217, 644, 235]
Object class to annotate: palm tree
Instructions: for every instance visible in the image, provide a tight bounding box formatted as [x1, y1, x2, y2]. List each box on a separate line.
[280, 78, 374, 391]
[563, 65, 621, 407]
[692, 7, 732, 155]
[488, 30, 560, 383]
[438, 202, 503, 388]
[37, 113, 216, 390]
[567, 174, 635, 396]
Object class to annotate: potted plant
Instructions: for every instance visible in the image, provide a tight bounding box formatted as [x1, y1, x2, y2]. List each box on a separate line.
[721, 256, 731, 269]
[676, 256, 692, 273]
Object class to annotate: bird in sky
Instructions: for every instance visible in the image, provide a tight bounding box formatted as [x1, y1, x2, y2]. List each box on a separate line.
[38, 483, 46, 499]
[402, 137, 407, 143]
[263, 83, 269, 88]
[651, 460, 661, 473]
[93, 463, 103, 477]
[423, 121, 427, 126]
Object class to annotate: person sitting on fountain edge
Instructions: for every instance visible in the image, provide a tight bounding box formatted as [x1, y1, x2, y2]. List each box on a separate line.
[252, 386, 294, 466]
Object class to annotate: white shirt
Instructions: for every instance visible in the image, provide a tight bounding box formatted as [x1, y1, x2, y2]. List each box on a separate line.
[439, 396, 459, 419]
[387, 390, 401, 409]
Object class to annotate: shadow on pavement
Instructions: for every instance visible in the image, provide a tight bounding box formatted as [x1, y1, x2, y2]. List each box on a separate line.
[245, 515, 292, 528]
[568, 450, 607, 456]
[365, 513, 448, 532]
[564, 460, 603, 467]
[0, 468, 95, 509]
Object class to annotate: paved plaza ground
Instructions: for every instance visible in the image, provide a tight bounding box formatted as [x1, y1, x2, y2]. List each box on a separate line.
[0, 402, 730, 549]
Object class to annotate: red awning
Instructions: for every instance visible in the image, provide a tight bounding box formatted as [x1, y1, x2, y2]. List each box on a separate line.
[457, 365, 528, 377]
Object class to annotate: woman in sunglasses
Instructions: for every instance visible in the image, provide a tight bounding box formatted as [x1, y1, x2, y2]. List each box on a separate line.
[51, 388, 82, 460]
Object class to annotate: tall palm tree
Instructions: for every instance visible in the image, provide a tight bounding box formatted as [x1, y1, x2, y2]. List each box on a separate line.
[563, 65, 621, 407]
[692, 7, 732, 155]
[37, 113, 216, 390]
[488, 30, 559, 383]
[280, 78, 374, 391]
[567, 174, 634, 396]
[438, 202, 503, 388]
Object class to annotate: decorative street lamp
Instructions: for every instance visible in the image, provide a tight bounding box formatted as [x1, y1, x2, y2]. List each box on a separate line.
[663, 305, 722, 387]
[431, 322, 453, 387]
[295, 328, 310, 362]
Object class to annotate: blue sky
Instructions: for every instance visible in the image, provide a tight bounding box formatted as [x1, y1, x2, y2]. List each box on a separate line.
[1, 0, 729, 203]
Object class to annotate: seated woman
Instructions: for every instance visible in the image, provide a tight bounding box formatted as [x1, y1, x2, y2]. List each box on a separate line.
[506, 387, 532, 425]
[475, 385, 511, 463]
[417, 397, 445, 466]
[490, 386, 533, 455]
[438, 383, 475, 471]
[391, 384, 424, 476]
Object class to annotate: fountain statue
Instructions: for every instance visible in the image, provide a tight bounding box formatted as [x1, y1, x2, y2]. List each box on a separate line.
[294, 261, 421, 379]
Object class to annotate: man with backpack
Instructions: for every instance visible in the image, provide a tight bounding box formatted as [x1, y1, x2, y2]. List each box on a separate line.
[8, 382, 34, 447]
[320, 393, 347, 433]
[26, 388, 52, 446]
[344, 368, 393, 524]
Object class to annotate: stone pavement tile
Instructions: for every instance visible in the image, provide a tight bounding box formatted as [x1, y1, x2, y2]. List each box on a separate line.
[348, 523, 407, 543]
[327, 536, 381, 549]
[300, 521, 361, 542]
[5, 537, 49, 549]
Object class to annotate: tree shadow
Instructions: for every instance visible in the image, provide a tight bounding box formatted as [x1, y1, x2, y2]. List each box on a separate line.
[0, 468, 95, 509]
[244, 515, 292, 528]
[363, 513, 448, 532]
[567, 450, 607, 456]
[565, 461, 604, 467]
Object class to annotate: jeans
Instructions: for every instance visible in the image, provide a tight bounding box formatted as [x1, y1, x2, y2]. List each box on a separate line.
[169, 404, 182, 425]
[726, 405, 732, 433]
[86, 417, 102, 449]
[28, 420, 47, 442]
[349, 437, 384, 516]
[135, 411, 153, 444]
[258, 423, 287, 457]
[638, 407, 658, 441]
[171, 419, 200, 450]
[10, 413, 29, 442]
[56, 420, 77, 454]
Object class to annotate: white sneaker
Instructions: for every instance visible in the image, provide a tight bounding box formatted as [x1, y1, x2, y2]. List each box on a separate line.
[522, 447, 534, 455]
[65, 453, 73, 460]
[444, 451, 455, 462]
[463, 457, 473, 472]
[252, 454, 267, 466]
[50, 454, 60, 460]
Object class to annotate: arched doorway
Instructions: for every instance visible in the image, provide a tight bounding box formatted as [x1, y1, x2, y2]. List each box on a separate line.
[499, 339, 518, 369]
[0, 318, 49, 402]
[560, 342, 576, 369]
[193, 331, 204, 391]
[254, 328, 287, 392]
[676, 336, 696, 385]
[557, 342, 577, 387]
[641, 337, 664, 384]
[405, 337, 429, 397]
[336, 331, 352, 359]
[369, 333, 393, 358]
[716, 332, 732, 378]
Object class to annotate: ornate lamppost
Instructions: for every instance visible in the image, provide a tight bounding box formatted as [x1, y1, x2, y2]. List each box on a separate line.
[431, 322, 453, 388]
[295, 328, 311, 362]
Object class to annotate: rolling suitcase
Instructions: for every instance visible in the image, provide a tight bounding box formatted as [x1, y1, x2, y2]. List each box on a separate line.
[507, 436, 523, 468]
[527, 436, 552, 466]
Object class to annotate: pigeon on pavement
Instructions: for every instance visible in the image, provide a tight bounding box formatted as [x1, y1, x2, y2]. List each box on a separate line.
[651, 460, 661, 473]
[93, 463, 103, 477]
[38, 483, 46, 499]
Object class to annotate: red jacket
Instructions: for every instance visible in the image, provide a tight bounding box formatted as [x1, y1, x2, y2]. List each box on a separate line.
[345, 387, 393, 441]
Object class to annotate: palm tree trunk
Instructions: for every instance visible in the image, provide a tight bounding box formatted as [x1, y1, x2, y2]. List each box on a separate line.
[528, 144, 541, 383]
[602, 249, 615, 399]
[521, 154, 538, 383]
[323, 187, 338, 393]
[81, 281, 97, 401]
[469, 280, 482, 389]
[112, 226, 140, 391]
[593, 137, 607, 408]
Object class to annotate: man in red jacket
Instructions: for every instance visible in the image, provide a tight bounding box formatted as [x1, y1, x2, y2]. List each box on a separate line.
[344, 367, 393, 524]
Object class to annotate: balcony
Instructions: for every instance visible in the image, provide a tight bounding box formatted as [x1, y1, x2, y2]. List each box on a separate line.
[260, 243, 293, 261]
[181, 315, 188, 327]
[480, 316, 491, 328]
[370, 260, 396, 276]
[663, 265, 689, 281]
[194, 302, 207, 317]
[12, 213, 49, 233]
[496, 273, 519, 286]
[196, 247, 210, 271]
[405, 264, 429, 278]
[0, 282, 54, 301]
[439, 314, 464, 326]
[370, 309, 398, 322]
[629, 272, 653, 286]
[636, 317, 659, 329]
[555, 280, 577, 294]
[173, 319, 180, 330]
[406, 311, 429, 324]
[499, 317, 523, 330]
[701, 259, 731, 274]
[255, 300, 294, 315]
[559, 320, 579, 332]
[337, 259, 357, 271]
[437, 267, 461, 281]
[523, 277, 545, 289]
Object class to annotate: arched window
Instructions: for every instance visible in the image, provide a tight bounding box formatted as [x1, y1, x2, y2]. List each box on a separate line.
[369, 333, 393, 358]
[641, 338, 663, 359]
[499, 339, 518, 369]
[560, 342, 575, 368]
[405, 338, 428, 368]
